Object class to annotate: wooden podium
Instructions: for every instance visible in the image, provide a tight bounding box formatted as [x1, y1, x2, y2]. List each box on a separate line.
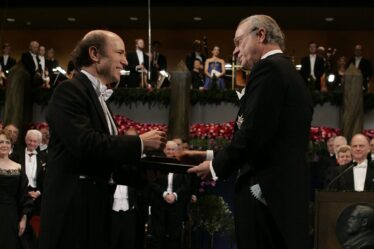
[315, 191, 374, 249]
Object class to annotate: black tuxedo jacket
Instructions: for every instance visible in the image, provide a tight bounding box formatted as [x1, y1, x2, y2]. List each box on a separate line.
[212, 53, 313, 249]
[17, 149, 46, 192]
[332, 161, 374, 191]
[0, 55, 16, 74]
[21, 52, 40, 77]
[39, 72, 143, 249]
[125, 51, 149, 87]
[186, 52, 206, 71]
[300, 55, 325, 89]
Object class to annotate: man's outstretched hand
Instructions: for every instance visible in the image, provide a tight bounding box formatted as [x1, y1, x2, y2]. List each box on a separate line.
[187, 160, 212, 180]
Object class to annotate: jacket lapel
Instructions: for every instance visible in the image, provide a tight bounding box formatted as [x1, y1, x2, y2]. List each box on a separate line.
[75, 73, 110, 134]
[364, 162, 374, 190]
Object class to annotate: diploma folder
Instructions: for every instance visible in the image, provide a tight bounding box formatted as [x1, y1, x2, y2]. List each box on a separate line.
[140, 156, 195, 173]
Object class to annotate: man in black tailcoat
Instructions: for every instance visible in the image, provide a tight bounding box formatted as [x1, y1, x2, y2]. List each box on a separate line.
[189, 15, 313, 249]
[38, 30, 166, 249]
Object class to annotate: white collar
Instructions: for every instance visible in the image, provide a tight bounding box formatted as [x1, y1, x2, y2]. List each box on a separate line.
[81, 70, 106, 95]
[261, 49, 283, 60]
[354, 159, 368, 168]
[25, 148, 38, 155]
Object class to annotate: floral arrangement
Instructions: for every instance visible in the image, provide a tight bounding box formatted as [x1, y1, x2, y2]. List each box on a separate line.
[113, 115, 168, 135]
[190, 195, 234, 237]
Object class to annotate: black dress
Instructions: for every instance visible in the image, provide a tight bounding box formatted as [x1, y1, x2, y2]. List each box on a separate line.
[0, 168, 32, 249]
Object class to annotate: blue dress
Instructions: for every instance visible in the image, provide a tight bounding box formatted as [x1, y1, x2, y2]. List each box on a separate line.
[204, 61, 225, 90]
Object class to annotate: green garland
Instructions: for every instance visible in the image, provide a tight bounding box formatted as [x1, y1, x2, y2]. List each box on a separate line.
[1, 88, 374, 110]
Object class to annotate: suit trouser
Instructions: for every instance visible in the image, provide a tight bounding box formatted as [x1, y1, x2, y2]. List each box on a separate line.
[110, 210, 137, 249]
[57, 179, 114, 249]
[234, 181, 287, 249]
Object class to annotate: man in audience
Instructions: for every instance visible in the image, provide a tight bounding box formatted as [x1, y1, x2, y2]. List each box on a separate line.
[38, 125, 49, 165]
[45, 48, 60, 78]
[18, 129, 45, 249]
[186, 40, 206, 71]
[38, 29, 166, 249]
[188, 15, 313, 249]
[336, 145, 352, 166]
[126, 38, 149, 88]
[370, 138, 374, 161]
[334, 136, 348, 155]
[38, 45, 50, 88]
[331, 134, 374, 191]
[149, 140, 189, 249]
[150, 40, 167, 86]
[0, 43, 16, 77]
[21, 41, 42, 80]
[300, 41, 325, 91]
[348, 44, 373, 92]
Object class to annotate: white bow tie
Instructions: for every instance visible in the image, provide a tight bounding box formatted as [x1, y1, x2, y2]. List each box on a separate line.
[97, 84, 113, 101]
[101, 89, 113, 101]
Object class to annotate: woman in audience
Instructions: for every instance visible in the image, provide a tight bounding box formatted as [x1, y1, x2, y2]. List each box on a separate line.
[0, 130, 32, 248]
[329, 56, 348, 91]
[204, 46, 226, 90]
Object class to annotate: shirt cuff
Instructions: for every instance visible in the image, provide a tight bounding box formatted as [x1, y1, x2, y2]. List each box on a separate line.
[163, 191, 168, 198]
[206, 150, 214, 161]
[172, 192, 178, 201]
[210, 161, 218, 181]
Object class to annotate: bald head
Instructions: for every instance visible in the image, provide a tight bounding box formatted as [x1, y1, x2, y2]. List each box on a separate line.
[350, 134, 370, 163]
[29, 41, 39, 54]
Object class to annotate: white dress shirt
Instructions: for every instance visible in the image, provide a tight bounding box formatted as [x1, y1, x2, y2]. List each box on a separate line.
[163, 173, 178, 200]
[112, 185, 130, 212]
[25, 149, 38, 188]
[355, 56, 362, 68]
[2, 55, 9, 66]
[353, 159, 368, 192]
[136, 49, 144, 66]
[309, 54, 316, 79]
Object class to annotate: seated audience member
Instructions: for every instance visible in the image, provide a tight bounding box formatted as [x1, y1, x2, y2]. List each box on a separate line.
[191, 59, 204, 89]
[348, 44, 373, 92]
[186, 40, 206, 71]
[4, 124, 21, 159]
[38, 125, 49, 165]
[149, 140, 189, 249]
[336, 145, 353, 166]
[320, 136, 348, 187]
[300, 41, 325, 91]
[204, 46, 226, 90]
[330, 134, 374, 191]
[333, 136, 348, 155]
[370, 138, 374, 162]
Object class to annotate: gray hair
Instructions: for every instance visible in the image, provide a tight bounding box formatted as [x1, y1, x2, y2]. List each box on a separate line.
[240, 15, 285, 51]
[25, 129, 42, 143]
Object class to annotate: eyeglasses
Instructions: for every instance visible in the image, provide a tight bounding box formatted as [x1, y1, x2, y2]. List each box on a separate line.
[233, 27, 259, 47]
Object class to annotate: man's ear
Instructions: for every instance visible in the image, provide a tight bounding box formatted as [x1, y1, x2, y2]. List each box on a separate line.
[88, 46, 100, 63]
[257, 28, 266, 44]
